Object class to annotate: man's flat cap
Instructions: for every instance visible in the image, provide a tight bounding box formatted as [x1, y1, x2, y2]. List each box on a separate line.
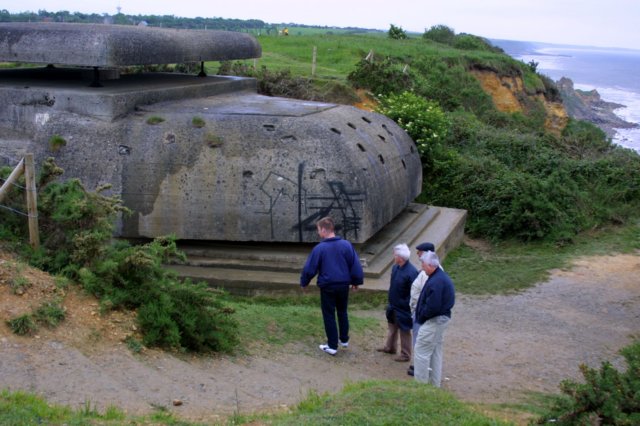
[416, 242, 435, 252]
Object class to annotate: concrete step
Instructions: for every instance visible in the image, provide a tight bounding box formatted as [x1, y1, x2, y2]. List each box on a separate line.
[360, 205, 440, 277]
[168, 264, 303, 296]
[166, 203, 467, 294]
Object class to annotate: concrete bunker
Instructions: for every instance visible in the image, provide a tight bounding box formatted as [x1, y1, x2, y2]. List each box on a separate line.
[0, 22, 423, 244]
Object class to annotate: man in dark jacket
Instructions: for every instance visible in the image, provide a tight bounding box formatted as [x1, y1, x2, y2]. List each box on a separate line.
[377, 243, 418, 362]
[414, 250, 455, 386]
[300, 216, 364, 355]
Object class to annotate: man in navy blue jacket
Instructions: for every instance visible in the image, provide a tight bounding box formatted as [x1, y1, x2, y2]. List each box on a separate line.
[377, 243, 418, 362]
[300, 216, 364, 355]
[414, 250, 455, 386]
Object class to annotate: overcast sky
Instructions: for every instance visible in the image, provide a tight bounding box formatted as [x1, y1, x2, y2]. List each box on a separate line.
[5, 0, 640, 50]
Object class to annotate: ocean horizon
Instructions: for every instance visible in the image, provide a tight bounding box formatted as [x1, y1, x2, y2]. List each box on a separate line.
[493, 40, 640, 153]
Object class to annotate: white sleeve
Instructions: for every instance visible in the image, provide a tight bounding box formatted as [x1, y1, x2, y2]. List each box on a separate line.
[409, 271, 428, 316]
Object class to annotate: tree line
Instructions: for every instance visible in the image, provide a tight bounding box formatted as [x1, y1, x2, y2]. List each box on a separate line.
[0, 9, 276, 33]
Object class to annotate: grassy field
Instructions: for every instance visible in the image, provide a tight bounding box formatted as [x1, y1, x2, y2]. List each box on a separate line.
[0, 384, 510, 425]
[448, 219, 640, 295]
[205, 32, 523, 82]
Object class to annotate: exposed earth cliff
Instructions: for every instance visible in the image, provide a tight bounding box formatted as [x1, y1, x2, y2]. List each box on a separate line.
[469, 70, 638, 140]
[470, 69, 568, 135]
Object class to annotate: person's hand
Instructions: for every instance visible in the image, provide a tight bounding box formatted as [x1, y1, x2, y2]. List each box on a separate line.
[351, 285, 359, 291]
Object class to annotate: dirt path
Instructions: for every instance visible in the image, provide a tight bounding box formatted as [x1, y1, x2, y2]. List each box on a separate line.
[1, 252, 639, 422]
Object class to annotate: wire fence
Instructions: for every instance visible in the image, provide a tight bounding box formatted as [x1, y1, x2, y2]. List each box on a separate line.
[0, 154, 28, 216]
[0, 152, 23, 165]
[0, 154, 38, 236]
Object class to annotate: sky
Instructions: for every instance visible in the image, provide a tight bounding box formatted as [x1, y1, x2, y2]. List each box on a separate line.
[5, 0, 640, 50]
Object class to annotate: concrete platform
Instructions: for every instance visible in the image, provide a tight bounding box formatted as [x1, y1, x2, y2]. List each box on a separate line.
[167, 203, 467, 294]
[0, 70, 258, 121]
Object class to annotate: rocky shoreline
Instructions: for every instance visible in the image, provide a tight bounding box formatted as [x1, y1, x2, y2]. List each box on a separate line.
[557, 77, 638, 139]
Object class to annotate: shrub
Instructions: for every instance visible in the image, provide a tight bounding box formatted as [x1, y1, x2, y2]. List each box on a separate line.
[146, 116, 165, 125]
[411, 57, 495, 115]
[347, 57, 413, 96]
[375, 91, 449, 163]
[425, 110, 640, 241]
[537, 341, 640, 424]
[34, 173, 127, 274]
[218, 62, 315, 100]
[191, 116, 206, 128]
[422, 24, 456, 45]
[4, 159, 238, 353]
[387, 24, 407, 40]
[7, 314, 37, 336]
[33, 300, 66, 328]
[48, 134, 67, 151]
[452, 34, 499, 52]
[125, 336, 143, 353]
[78, 237, 239, 352]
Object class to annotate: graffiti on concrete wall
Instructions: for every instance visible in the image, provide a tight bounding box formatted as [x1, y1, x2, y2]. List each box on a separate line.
[257, 162, 366, 241]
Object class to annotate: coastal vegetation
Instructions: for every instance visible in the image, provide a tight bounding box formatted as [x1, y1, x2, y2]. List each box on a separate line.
[1, 14, 640, 425]
[1, 159, 238, 353]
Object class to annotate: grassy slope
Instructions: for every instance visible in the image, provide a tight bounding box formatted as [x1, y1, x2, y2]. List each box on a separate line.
[208, 32, 530, 82]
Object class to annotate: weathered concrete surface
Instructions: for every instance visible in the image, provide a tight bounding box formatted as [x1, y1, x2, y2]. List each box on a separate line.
[167, 204, 468, 294]
[0, 71, 422, 243]
[0, 23, 261, 67]
[0, 69, 257, 121]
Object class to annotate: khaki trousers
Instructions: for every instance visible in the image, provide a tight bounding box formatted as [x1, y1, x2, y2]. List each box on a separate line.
[383, 322, 412, 360]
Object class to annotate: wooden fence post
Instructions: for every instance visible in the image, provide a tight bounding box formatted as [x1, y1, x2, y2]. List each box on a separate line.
[0, 158, 24, 202]
[365, 49, 374, 62]
[23, 154, 40, 249]
[312, 46, 317, 77]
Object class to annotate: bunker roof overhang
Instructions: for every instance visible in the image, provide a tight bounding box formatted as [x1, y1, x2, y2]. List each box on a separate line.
[0, 22, 262, 68]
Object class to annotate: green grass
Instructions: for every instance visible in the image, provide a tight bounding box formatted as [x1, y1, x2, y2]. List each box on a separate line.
[33, 300, 66, 328]
[6, 314, 37, 336]
[10, 275, 31, 294]
[447, 219, 640, 295]
[237, 380, 511, 425]
[0, 389, 193, 425]
[191, 116, 206, 128]
[230, 294, 377, 347]
[206, 33, 524, 82]
[146, 115, 165, 125]
[48, 134, 67, 151]
[1, 384, 511, 426]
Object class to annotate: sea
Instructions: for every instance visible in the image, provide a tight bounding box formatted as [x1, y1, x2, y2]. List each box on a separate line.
[492, 39, 640, 153]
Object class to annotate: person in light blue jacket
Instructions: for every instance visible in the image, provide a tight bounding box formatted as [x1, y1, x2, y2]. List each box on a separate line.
[301, 216, 364, 356]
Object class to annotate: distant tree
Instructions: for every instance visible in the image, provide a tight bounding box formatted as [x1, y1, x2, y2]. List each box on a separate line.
[113, 13, 131, 25]
[453, 34, 501, 52]
[388, 24, 407, 40]
[422, 24, 456, 45]
[0, 9, 10, 22]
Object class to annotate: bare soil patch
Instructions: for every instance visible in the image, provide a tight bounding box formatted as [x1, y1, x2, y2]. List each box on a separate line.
[1, 249, 639, 423]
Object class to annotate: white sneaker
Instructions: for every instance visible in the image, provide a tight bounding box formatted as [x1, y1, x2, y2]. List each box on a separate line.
[339, 340, 349, 348]
[319, 344, 337, 355]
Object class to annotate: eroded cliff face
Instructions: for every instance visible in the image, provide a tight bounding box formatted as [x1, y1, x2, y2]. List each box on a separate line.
[470, 70, 568, 135]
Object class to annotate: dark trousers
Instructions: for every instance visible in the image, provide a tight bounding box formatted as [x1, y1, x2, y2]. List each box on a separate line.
[320, 286, 350, 350]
